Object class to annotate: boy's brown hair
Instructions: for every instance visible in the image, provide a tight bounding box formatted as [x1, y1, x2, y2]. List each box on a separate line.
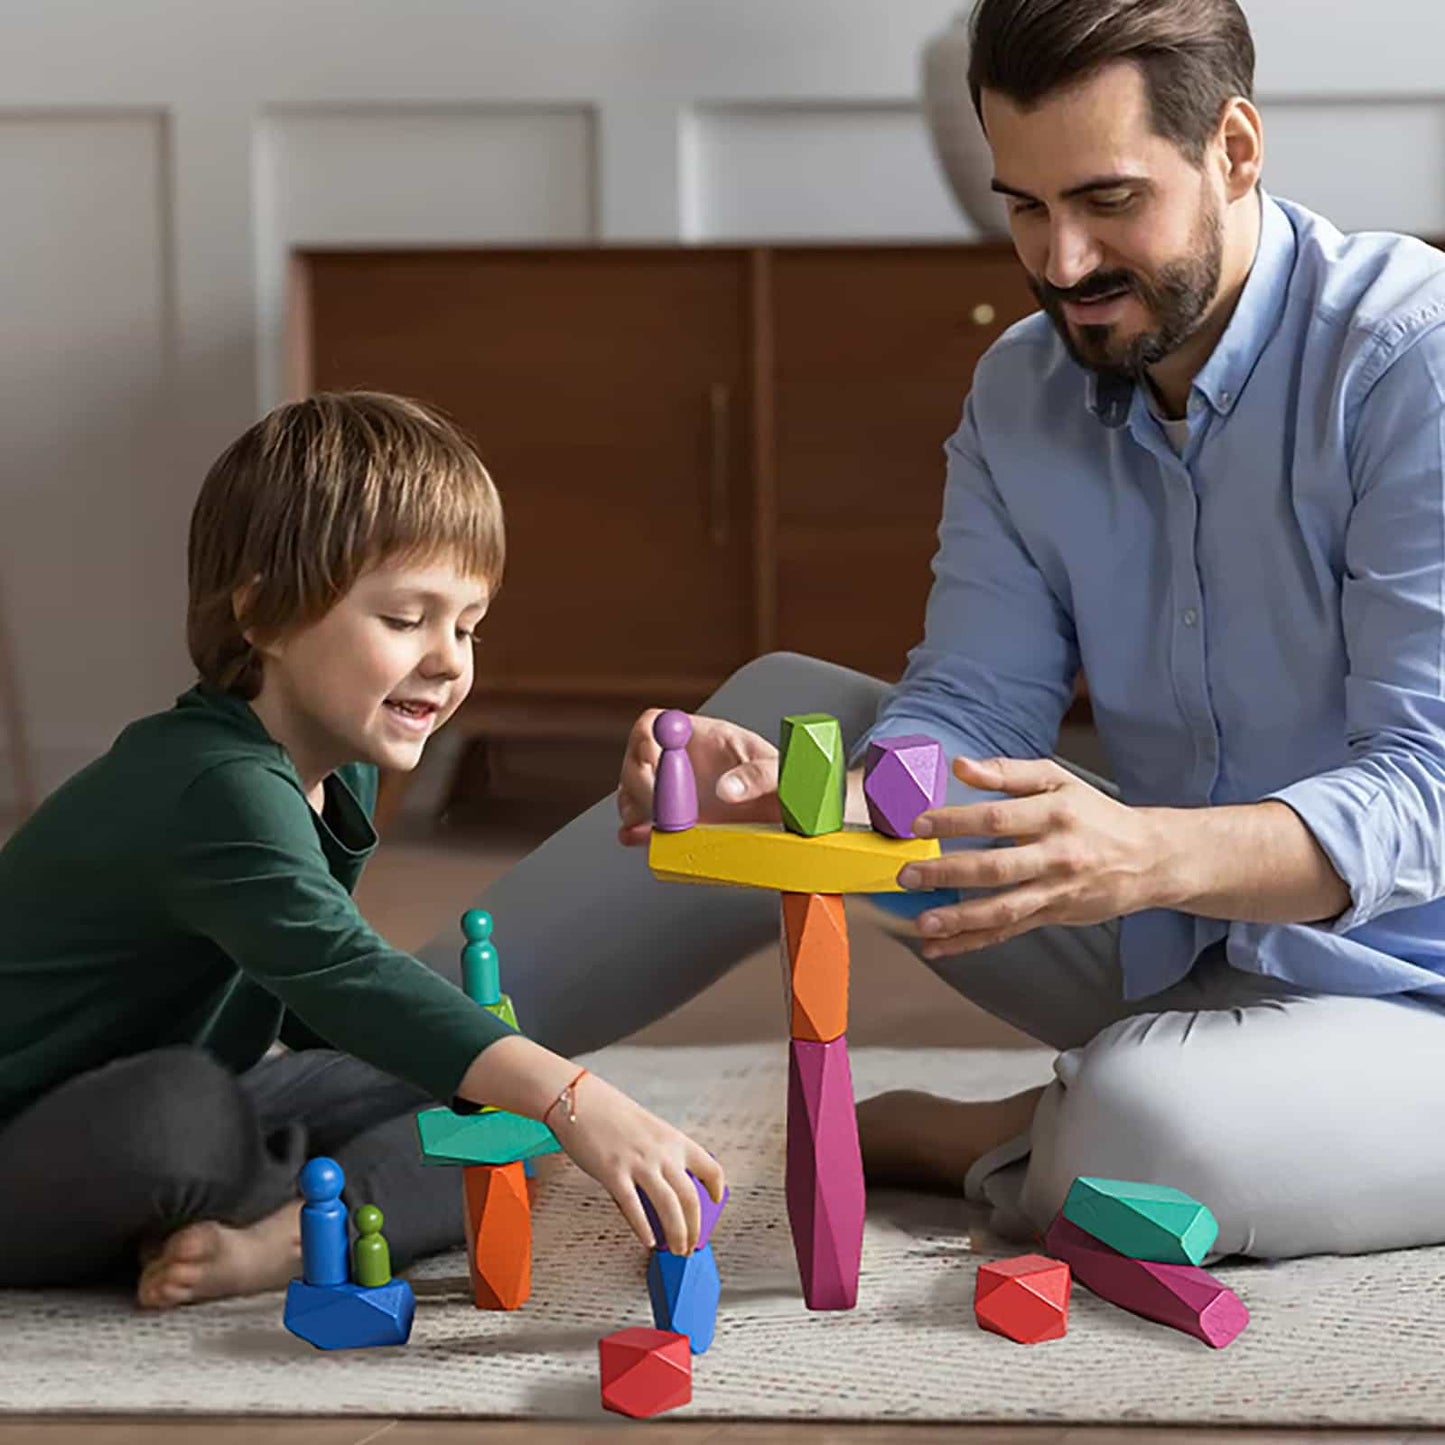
[968, 0, 1255, 163]
[188, 391, 505, 699]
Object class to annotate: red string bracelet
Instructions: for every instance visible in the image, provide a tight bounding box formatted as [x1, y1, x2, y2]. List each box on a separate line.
[543, 1067, 588, 1131]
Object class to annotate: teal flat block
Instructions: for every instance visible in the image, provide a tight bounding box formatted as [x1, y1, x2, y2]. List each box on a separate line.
[283, 1278, 414, 1350]
[1063, 1176, 1219, 1266]
[647, 1243, 720, 1354]
[416, 1105, 561, 1166]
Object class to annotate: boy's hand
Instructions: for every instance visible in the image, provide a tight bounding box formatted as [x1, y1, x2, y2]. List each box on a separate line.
[616, 711, 781, 846]
[552, 1072, 726, 1255]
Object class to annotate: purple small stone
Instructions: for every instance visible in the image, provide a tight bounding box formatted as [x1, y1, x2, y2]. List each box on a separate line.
[652, 709, 698, 832]
[639, 1172, 730, 1252]
[864, 734, 947, 839]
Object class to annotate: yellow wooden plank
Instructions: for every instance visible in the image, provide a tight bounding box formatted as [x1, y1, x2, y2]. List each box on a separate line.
[649, 823, 938, 894]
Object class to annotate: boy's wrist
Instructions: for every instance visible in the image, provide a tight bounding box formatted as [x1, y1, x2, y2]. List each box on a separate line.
[456, 1034, 579, 1120]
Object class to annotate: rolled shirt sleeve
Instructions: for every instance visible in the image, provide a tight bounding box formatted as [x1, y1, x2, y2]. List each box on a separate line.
[1266, 331, 1445, 933]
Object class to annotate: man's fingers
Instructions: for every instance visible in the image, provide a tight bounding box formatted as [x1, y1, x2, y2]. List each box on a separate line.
[951, 754, 1069, 796]
[900, 840, 1051, 892]
[716, 758, 778, 804]
[913, 792, 1061, 843]
[917, 883, 1055, 941]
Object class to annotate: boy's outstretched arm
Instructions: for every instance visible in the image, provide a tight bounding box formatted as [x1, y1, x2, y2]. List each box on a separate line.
[457, 1034, 724, 1255]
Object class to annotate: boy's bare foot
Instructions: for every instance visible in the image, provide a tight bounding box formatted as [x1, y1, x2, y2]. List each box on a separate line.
[856, 1086, 1045, 1193]
[136, 1200, 302, 1309]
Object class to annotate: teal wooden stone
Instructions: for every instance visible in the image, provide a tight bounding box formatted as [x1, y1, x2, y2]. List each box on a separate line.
[1062, 1176, 1219, 1266]
[778, 713, 845, 837]
[416, 1105, 561, 1166]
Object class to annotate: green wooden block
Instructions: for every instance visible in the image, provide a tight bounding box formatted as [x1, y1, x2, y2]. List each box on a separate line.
[778, 713, 845, 837]
[1062, 1176, 1219, 1265]
[416, 1106, 561, 1166]
[486, 993, 519, 1030]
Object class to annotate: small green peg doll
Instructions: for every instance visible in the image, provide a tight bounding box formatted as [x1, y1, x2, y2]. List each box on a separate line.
[352, 1204, 392, 1288]
[460, 909, 518, 1027]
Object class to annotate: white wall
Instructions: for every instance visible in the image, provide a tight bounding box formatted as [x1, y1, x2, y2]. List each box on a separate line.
[3, 0, 1445, 803]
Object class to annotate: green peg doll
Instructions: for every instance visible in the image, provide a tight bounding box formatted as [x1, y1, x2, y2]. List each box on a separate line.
[352, 1204, 392, 1288]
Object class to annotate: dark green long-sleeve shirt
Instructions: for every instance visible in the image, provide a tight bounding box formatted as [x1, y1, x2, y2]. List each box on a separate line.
[0, 683, 511, 1123]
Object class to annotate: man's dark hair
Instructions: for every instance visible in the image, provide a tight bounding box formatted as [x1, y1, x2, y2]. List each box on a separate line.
[968, 0, 1255, 163]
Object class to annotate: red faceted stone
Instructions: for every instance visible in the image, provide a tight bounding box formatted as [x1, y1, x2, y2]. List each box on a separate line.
[599, 1326, 692, 1419]
[974, 1253, 1071, 1343]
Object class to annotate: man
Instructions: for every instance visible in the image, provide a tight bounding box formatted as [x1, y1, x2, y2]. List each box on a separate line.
[431, 0, 1445, 1260]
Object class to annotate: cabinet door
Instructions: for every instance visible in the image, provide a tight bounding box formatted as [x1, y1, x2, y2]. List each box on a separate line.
[771, 246, 1037, 680]
[303, 250, 754, 699]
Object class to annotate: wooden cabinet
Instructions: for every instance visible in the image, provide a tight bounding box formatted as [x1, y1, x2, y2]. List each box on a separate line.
[768, 247, 1036, 677]
[298, 242, 1037, 733]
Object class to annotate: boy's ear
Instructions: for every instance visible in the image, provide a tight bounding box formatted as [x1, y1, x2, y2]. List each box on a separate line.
[232, 577, 263, 646]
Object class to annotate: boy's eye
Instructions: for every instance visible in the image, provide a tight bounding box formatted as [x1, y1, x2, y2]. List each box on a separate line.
[383, 616, 423, 631]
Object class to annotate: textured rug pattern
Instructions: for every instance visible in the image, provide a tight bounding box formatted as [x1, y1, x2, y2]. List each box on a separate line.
[4, 1043, 1443, 1424]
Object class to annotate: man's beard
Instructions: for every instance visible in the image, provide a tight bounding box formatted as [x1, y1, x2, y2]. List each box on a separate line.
[1030, 201, 1225, 382]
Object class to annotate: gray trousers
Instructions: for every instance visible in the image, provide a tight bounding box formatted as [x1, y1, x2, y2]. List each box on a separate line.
[422, 651, 1445, 1263]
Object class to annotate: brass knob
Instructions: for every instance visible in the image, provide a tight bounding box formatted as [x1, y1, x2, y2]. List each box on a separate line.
[971, 302, 997, 327]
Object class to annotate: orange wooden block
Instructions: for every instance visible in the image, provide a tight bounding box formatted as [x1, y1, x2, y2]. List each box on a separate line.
[462, 1161, 532, 1311]
[782, 893, 849, 1042]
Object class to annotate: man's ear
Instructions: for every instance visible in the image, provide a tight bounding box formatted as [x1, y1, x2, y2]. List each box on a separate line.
[1218, 97, 1263, 202]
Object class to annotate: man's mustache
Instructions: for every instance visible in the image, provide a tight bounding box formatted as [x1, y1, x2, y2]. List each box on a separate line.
[1033, 272, 1139, 307]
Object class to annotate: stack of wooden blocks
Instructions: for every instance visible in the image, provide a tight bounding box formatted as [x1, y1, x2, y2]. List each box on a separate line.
[649, 710, 946, 1311]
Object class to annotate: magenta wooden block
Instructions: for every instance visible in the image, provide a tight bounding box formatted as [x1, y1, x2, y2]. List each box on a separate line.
[653, 710, 698, 832]
[863, 735, 947, 840]
[786, 1036, 866, 1311]
[1044, 1214, 1249, 1348]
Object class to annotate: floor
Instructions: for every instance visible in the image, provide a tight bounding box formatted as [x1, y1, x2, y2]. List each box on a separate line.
[4, 731, 1436, 1443]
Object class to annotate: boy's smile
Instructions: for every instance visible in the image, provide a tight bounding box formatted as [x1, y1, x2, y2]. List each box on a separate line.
[247, 555, 490, 807]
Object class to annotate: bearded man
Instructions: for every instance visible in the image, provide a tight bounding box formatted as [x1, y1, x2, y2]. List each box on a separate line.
[439, 0, 1445, 1261]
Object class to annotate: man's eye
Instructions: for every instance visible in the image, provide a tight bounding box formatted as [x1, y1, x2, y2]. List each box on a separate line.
[1010, 199, 1042, 217]
[1091, 191, 1135, 213]
[383, 616, 423, 631]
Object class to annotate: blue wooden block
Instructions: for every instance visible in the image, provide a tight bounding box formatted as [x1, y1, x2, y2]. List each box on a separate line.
[283, 1278, 415, 1350]
[646, 1243, 720, 1354]
[415, 1105, 562, 1166]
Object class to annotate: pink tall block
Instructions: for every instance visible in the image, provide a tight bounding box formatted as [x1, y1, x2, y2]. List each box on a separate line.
[1044, 1215, 1249, 1348]
[786, 1036, 866, 1311]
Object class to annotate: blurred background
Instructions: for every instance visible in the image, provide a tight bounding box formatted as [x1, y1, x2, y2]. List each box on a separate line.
[2, 1, 1442, 1039]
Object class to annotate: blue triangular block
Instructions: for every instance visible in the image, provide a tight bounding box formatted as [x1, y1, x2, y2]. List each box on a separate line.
[284, 1278, 415, 1350]
[646, 1243, 719, 1354]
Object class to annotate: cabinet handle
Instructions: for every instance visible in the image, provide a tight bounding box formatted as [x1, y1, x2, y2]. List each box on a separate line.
[708, 381, 731, 548]
[971, 302, 997, 327]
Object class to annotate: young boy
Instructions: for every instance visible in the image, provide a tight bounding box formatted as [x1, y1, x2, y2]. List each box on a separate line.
[0, 391, 721, 1307]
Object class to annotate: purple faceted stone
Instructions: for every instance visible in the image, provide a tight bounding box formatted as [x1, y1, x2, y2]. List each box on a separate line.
[639, 1171, 731, 1252]
[863, 735, 947, 839]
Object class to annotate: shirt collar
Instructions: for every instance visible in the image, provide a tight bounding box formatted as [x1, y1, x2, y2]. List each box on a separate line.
[1087, 188, 1296, 426]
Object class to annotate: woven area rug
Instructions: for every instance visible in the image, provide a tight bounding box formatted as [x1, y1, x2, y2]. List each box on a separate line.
[4, 1042, 1443, 1425]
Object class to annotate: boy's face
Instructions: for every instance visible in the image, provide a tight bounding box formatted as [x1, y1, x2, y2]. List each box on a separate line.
[253, 554, 489, 782]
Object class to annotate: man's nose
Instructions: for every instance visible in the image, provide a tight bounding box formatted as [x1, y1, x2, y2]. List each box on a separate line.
[1045, 220, 1102, 293]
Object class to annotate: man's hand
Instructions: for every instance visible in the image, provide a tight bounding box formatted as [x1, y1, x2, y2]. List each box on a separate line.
[616, 711, 781, 846]
[897, 755, 1161, 958]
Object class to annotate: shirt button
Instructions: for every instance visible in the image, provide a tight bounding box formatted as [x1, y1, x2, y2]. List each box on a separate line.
[1182, 608, 1199, 627]
[1219, 390, 1232, 407]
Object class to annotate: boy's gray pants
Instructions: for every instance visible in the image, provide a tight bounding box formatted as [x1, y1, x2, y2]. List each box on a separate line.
[430, 651, 1445, 1263]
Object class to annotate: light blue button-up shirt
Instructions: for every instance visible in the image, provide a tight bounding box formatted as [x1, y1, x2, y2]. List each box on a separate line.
[870, 192, 1445, 1001]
